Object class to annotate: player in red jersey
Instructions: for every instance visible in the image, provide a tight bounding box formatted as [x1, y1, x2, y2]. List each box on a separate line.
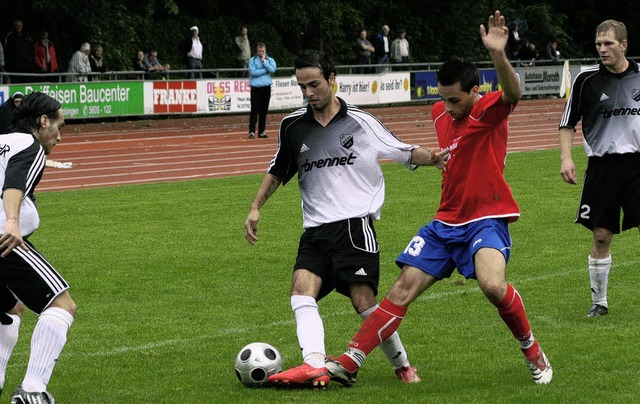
[326, 10, 553, 385]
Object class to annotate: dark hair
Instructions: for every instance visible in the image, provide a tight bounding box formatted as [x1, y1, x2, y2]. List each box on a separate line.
[294, 50, 336, 82]
[436, 56, 479, 92]
[10, 92, 61, 134]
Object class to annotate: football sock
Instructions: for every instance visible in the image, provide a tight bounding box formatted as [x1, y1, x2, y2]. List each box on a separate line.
[588, 255, 611, 307]
[0, 313, 21, 390]
[360, 305, 409, 369]
[291, 295, 326, 368]
[340, 298, 407, 372]
[494, 284, 537, 352]
[23, 307, 74, 392]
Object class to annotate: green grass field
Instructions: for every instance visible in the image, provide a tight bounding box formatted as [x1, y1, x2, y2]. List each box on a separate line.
[4, 148, 639, 403]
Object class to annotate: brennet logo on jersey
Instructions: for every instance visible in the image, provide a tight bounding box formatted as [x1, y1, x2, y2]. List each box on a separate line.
[300, 152, 357, 172]
[598, 105, 640, 119]
[153, 81, 197, 113]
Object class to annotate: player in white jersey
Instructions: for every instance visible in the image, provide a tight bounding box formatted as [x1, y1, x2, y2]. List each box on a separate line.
[0, 92, 76, 404]
[244, 49, 448, 388]
[558, 19, 640, 318]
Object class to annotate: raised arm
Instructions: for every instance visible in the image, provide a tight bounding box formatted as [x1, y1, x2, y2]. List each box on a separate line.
[480, 10, 521, 104]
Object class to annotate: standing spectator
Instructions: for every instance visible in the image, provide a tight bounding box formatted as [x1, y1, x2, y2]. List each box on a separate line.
[0, 91, 77, 404]
[0, 92, 23, 133]
[4, 20, 34, 84]
[390, 28, 410, 68]
[354, 29, 375, 74]
[248, 49, 447, 389]
[234, 25, 251, 74]
[180, 26, 203, 79]
[247, 42, 276, 139]
[33, 29, 58, 82]
[66, 42, 91, 82]
[144, 49, 170, 79]
[558, 19, 639, 318]
[373, 25, 391, 73]
[89, 45, 107, 80]
[508, 22, 524, 60]
[545, 39, 561, 64]
[326, 11, 553, 387]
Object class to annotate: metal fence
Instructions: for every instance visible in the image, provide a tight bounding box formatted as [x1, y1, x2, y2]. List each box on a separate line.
[0, 57, 618, 84]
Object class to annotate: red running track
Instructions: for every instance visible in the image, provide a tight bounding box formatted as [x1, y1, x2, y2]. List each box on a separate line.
[40, 98, 580, 192]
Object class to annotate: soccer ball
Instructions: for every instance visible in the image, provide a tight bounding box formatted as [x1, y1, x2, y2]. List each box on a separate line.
[234, 342, 283, 387]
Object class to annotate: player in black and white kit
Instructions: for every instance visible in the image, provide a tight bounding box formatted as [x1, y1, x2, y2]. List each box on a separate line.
[244, 50, 448, 388]
[558, 19, 640, 318]
[0, 92, 76, 403]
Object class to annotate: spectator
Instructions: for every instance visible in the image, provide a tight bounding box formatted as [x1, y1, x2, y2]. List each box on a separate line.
[180, 25, 203, 79]
[4, 19, 34, 84]
[354, 29, 375, 74]
[89, 45, 106, 80]
[508, 22, 524, 60]
[374, 25, 391, 73]
[546, 39, 561, 64]
[247, 42, 276, 139]
[390, 28, 410, 68]
[33, 29, 58, 81]
[518, 41, 537, 67]
[234, 25, 251, 73]
[66, 42, 91, 82]
[132, 49, 145, 71]
[0, 92, 23, 134]
[144, 49, 170, 79]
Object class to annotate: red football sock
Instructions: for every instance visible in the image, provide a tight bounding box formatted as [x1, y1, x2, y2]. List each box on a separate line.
[339, 298, 407, 372]
[494, 284, 537, 353]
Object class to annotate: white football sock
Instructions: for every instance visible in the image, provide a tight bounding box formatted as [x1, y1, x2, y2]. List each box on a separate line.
[588, 255, 611, 307]
[22, 307, 74, 392]
[291, 295, 325, 368]
[360, 305, 409, 369]
[0, 314, 21, 390]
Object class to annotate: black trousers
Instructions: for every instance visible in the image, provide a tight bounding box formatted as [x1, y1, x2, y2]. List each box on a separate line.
[249, 85, 271, 134]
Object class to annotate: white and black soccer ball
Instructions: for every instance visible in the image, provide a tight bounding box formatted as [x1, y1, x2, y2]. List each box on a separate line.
[234, 342, 283, 387]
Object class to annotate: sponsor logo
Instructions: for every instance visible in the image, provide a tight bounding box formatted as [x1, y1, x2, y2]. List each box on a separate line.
[301, 152, 357, 172]
[0, 144, 10, 156]
[354, 268, 368, 276]
[153, 81, 197, 113]
[633, 89, 640, 102]
[472, 238, 483, 248]
[598, 106, 640, 119]
[599, 93, 609, 101]
[300, 143, 309, 153]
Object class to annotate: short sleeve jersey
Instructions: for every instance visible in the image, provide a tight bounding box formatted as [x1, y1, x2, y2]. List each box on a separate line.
[431, 91, 520, 225]
[268, 97, 417, 228]
[0, 132, 46, 236]
[559, 60, 640, 156]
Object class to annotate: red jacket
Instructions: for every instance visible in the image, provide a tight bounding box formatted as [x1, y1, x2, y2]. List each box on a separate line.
[34, 40, 58, 73]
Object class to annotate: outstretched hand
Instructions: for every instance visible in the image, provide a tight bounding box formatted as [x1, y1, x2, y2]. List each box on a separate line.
[479, 10, 509, 53]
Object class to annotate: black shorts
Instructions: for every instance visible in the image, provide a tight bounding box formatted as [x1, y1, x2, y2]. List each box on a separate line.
[0, 239, 69, 314]
[295, 216, 380, 300]
[577, 153, 640, 233]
